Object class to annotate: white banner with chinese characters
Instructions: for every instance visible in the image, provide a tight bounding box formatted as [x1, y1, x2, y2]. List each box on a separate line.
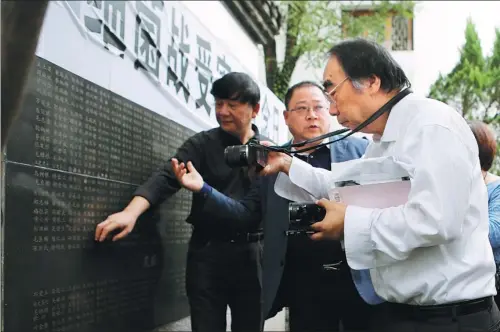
[34, 1, 288, 143]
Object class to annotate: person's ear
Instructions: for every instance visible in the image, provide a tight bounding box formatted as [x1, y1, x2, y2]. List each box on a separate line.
[251, 103, 260, 118]
[366, 75, 381, 95]
[283, 109, 290, 126]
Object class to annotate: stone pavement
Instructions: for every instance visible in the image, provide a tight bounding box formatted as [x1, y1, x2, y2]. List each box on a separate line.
[156, 308, 287, 331]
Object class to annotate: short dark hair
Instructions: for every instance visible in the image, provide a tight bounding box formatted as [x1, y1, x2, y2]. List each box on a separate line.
[210, 72, 260, 107]
[468, 120, 497, 171]
[284, 81, 324, 110]
[327, 38, 411, 92]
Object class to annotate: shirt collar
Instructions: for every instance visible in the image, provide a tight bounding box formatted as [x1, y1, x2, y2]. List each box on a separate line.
[378, 93, 413, 143]
[218, 124, 260, 145]
[249, 123, 261, 140]
[290, 138, 330, 155]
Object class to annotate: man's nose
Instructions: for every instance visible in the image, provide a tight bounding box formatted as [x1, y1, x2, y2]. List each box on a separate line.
[216, 104, 230, 116]
[305, 108, 318, 119]
[329, 103, 339, 116]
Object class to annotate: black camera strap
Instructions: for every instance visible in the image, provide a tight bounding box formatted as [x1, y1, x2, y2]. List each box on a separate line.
[252, 88, 412, 154]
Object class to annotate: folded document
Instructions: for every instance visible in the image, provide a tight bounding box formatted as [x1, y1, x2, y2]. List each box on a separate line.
[328, 179, 410, 208]
[274, 155, 412, 208]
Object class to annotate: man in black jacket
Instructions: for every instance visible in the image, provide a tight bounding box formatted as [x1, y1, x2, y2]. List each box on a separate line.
[95, 72, 265, 332]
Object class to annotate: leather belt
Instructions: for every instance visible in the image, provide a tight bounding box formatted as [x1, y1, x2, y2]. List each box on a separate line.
[193, 230, 264, 244]
[390, 296, 493, 319]
[213, 231, 264, 243]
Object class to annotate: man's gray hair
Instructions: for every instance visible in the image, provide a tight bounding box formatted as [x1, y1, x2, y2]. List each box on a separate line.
[351, 79, 364, 91]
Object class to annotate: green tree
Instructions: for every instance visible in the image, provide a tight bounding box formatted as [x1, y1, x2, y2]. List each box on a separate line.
[486, 30, 500, 173]
[484, 28, 500, 121]
[428, 19, 500, 173]
[429, 18, 487, 118]
[264, 1, 415, 99]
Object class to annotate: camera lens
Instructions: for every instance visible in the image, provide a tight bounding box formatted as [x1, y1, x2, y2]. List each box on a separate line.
[288, 203, 326, 226]
[288, 203, 305, 221]
[224, 145, 249, 167]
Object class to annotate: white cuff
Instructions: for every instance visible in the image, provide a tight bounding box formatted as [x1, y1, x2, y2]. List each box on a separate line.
[288, 157, 310, 187]
[288, 157, 329, 199]
[344, 205, 376, 270]
[274, 172, 316, 203]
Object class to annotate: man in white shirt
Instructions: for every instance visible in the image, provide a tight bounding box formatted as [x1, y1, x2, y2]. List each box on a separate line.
[260, 38, 500, 332]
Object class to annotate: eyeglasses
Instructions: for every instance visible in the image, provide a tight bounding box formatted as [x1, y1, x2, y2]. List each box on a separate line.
[288, 104, 328, 115]
[324, 77, 349, 105]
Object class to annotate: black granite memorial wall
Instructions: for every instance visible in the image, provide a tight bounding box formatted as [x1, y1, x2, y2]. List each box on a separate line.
[3, 56, 194, 332]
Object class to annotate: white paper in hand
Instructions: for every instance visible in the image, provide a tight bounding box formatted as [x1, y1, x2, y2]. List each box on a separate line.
[328, 180, 411, 209]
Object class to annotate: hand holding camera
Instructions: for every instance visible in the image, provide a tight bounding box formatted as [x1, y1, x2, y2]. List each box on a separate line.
[309, 199, 347, 241]
[224, 141, 292, 176]
[287, 199, 347, 240]
[287, 202, 326, 235]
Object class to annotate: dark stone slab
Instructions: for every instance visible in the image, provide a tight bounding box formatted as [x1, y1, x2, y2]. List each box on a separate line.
[3, 56, 194, 332]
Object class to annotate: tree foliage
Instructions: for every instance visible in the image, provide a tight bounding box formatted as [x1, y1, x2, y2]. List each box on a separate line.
[428, 19, 500, 173]
[486, 29, 500, 120]
[264, 0, 415, 100]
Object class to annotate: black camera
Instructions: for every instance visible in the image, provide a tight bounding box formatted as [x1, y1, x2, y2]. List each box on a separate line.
[287, 202, 326, 235]
[224, 144, 268, 169]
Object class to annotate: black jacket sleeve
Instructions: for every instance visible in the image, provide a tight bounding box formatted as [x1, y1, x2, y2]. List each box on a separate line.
[133, 132, 204, 207]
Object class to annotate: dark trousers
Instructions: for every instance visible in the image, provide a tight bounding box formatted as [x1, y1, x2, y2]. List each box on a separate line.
[370, 297, 500, 332]
[283, 237, 377, 332]
[186, 236, 263, 332]
[286, 265, 377, 331]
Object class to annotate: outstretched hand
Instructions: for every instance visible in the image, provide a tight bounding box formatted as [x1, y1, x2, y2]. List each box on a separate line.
[171, 158, 204, 192]
[95, 210, 137, 242]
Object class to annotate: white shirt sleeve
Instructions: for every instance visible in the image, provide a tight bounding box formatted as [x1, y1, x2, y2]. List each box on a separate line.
[344, 124, 475, 270]
[288, 157, 333, 199]
[274, 157, 333, 202]
[274, 154, 412, 202]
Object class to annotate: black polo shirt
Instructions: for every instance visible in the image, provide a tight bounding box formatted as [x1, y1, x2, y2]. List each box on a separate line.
[294, 145, 331, 171]
[286, 145, 345, 271]
[134, 124, 263, 234]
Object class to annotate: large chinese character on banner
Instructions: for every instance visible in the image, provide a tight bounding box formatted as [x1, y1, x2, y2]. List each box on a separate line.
[195, 35, 212, 116]
[73, 0, 287, 140]
[166, 7, 191, 103]
[134, 1, 162, 78]
[83, 1, 126, 52]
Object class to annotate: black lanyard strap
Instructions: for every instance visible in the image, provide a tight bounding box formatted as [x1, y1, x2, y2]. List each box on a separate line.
[250, 88, 412, 155]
